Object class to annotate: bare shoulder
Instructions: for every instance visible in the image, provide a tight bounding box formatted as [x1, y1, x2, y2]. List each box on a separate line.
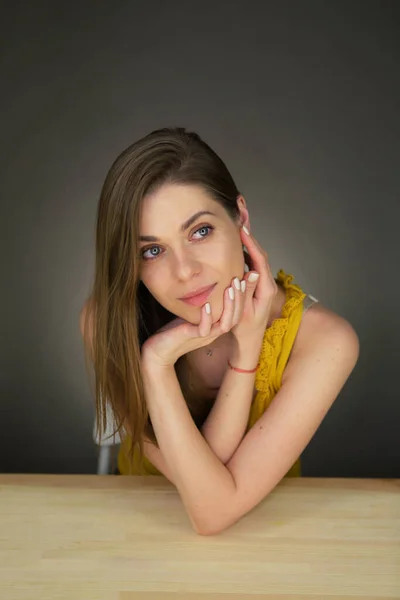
[282, 301, 360, 384]
[299, 301, 359, 345]
[79, 298, 95, 360]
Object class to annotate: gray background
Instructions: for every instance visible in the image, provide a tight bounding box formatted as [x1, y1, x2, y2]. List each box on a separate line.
[1, 1, 399, 476]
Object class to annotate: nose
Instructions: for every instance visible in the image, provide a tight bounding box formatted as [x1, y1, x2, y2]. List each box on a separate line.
[172, 246, 201, 282]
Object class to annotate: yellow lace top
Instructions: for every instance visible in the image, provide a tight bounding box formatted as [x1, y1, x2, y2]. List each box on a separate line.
[118, 270, 317, 478]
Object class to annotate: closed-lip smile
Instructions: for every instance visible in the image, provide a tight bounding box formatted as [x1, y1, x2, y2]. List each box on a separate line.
[179, 284, 216, 307]
[180, 284, 216, 300]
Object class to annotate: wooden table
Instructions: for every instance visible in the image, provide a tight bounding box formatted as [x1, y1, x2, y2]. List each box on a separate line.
[0, 475, 399, 599]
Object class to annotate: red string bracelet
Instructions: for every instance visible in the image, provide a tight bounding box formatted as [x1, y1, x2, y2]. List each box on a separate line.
[227, 360, 259, 374]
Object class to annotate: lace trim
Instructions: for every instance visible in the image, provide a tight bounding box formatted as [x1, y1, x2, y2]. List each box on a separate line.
[255, 270, 306, 393]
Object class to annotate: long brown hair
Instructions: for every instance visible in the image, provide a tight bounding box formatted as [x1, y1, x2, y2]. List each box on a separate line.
[82, 127, 242, 468]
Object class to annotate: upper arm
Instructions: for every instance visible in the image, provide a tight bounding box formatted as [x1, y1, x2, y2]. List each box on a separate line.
[209, 309, 360, 535]
[80, 301, 176, 484]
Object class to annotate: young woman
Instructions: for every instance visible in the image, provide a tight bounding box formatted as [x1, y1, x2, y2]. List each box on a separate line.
[80, 127, 359, 535]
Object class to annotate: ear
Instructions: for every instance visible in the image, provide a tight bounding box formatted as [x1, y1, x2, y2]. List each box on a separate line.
[236, 194, 250, 231]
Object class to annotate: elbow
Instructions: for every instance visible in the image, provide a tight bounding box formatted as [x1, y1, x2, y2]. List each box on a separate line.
[188, 509, 225, 536]
[195, 527, 217, 537]
[191, 511, 239, 537]
[188, 472, 239, 536]
[189, 513, 215, 536]
[194, 520, 234, 536]
[193, 522, 222, 536]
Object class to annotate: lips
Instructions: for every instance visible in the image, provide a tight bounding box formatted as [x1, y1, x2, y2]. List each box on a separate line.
[179, 284, 216, 306]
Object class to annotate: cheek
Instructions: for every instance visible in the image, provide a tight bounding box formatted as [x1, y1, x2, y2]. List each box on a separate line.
[207, 239, 245, 286]
[226, 239, 246, 271]
[214, 237, 241, 264]
[141, 260, 166, 285]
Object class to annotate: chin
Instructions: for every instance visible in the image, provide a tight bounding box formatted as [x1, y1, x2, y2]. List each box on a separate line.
[177, 291, 225, 325]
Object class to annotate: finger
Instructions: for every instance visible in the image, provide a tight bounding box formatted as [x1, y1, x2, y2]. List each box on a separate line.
[233, 277, 247, 325]
[240, 226, 268, 276]
[231, 276, 243, 325]
[242, 271, 258, 312]
[199, 301, 213, 337]
[211, 284, 235, 336]
[240, 227, 275, 300]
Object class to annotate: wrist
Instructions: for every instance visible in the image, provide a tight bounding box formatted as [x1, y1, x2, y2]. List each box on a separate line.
[141, 351, 176, 375]
[228, 359, 258, 374]
[229, 339, 262, 371]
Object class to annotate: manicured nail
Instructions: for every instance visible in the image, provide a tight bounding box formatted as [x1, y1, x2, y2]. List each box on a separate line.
[241, 279, 246, 292]
[228, 287, 235, 300]
[205, 302, 211, 314]
[242, 225, 250, 235]
[233, 277, 241, 290]
[248, 272, 259, 282]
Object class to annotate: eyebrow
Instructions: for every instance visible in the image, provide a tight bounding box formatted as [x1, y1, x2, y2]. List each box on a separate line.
[139, 210, 217, 242]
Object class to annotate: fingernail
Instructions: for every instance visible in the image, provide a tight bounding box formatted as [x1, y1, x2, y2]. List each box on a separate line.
[248, 272, 259, 282]
[205, 302, 211, 314]
[233, 277, 241, 290]
[228, 287, 235, 300]
[242, 225, 250, 235]
[241, 279, 246, 292]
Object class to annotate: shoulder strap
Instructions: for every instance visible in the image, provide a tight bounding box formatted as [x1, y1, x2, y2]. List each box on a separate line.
[303, 293, 319, 314]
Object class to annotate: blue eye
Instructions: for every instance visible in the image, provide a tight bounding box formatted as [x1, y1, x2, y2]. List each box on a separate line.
[195, 226, 212, 238]
[140, 224, 214, 261]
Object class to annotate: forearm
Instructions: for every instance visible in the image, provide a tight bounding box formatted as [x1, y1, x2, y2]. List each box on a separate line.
[141, 356, 236, 533]
[200, 338, 263, 463]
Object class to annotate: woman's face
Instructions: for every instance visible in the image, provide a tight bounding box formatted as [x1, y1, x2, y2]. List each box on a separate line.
[138, 183, 250, 324]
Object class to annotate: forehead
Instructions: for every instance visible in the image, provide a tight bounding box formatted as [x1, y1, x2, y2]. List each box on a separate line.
[139, 183, 223, 228]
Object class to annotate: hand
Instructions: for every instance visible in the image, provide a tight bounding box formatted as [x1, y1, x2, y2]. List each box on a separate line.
[141, 225, 277, 368]
[141, 276, 248, 368]
[230, 225, 278, 345]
